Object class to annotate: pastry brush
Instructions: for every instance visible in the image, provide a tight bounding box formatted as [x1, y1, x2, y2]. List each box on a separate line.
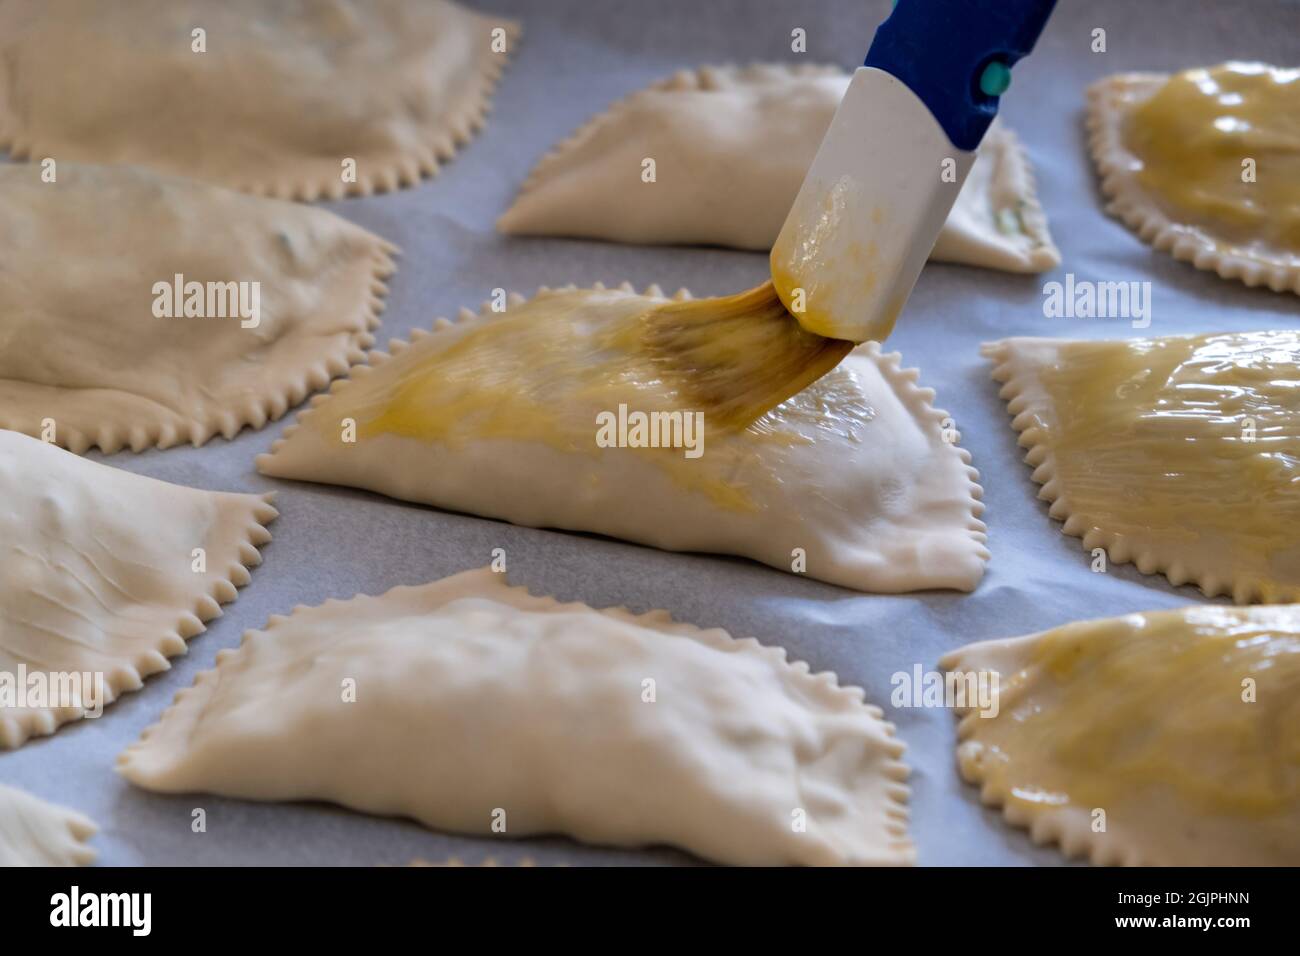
[645, 0, 1058, 428]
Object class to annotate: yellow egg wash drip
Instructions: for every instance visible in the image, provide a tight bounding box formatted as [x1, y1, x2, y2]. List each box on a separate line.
[1035, 331, 1300, 597]
[323, 290, 874, 512]
[1125, 63, 1300, 251]
[982, 607, 1300, 818]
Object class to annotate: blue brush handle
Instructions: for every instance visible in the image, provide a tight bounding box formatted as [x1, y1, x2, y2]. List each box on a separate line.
[864, 0, 1057, 152]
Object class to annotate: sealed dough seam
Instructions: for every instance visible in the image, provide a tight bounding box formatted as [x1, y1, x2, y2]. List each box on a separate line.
[1086, 74, 1300, 295]
[932, 122, 1059, 273]
[872, 328, 989, 562]
[999, 125, 1058, 272]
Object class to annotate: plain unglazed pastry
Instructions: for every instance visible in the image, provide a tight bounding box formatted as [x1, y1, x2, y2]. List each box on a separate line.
[1087, 62, 1300, 294]
[941, 604, 1300, 866]
[984, 331, 1300, 603]
[0, 0, 520, 200]
[0, 783, 97, 866]
[0, 163, 396, 454]
[256, 283, 989, 593]
[119, 567, 915, 866]
[0, 430, 277, 749]
[499, 63, 1059, 274]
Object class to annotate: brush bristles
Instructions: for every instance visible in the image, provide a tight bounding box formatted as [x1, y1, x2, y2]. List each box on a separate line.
[642, 280, 854, 428]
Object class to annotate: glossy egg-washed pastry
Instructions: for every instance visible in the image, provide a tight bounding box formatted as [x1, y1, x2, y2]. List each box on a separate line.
[500, 64, 1059, 274]
[942, 605, 1299, 866]
[257, 284, 988, 593]
[0, 0, 519, 199]
[985, 331, 1300, 603]
[0, 431, 276, 749]
[120, 568, 915, 867]
[0, 164, 395, 454]
[1088, 62, 1300, 293]
[0, 783, 97, 866]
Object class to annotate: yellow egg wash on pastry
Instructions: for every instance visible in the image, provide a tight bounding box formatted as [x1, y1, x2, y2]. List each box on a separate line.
[322, 290, 876, 512]
[1124, 63, 1300, 252]
[964, 606, 1300, 840]
[1034, 331, 1300, 598]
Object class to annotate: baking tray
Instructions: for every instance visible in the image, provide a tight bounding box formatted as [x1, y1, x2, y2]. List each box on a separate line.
[4, 0, 1297, 866]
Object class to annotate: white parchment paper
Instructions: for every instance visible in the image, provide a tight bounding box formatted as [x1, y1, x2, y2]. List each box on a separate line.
[4, 0, 1297, 866]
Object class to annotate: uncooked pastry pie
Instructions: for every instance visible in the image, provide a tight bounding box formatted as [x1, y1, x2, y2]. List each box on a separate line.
[984, 331, 1300, 603]
[0, 783, 97, 866]
[257, 283, 988, 593]
[1087, 62, 1300, 293]
[0, 430, 276, 749]
[119, 567, 915, 866]
[0, 163, 396, 453]
[499, 64, 1059, 273]
[942, 604, 1300, 865]
[0, 0, 520, 199]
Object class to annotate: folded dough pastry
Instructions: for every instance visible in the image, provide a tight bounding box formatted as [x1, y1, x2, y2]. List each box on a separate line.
[119, 568, 915, 866]
[942, 604, 1300, 866]
[1087, 62, 1300, 294]
[257, 283, 988, 593]
[0, 163, 396, 454]
[498, 64, 1058, 274]
[0, 783, 97, 866]
[0, 430, 276, 749]
[0, 0, 519, 199]
[984, 332, 1300, 603]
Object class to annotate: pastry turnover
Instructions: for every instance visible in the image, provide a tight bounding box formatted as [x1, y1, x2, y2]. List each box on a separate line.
[257, 284, 988, 593]
[119, 568, 915, 866]
[0, 0, 519, 200]
[0, 430, 276, 749]
[1087, 62, 1300, 293]
[0, 164, 396, 454]
[0, 784, 97, 866]
[942, 605, 1300, 866]
[985, 331, 1300, 603]
[499, 64, 1059, 274]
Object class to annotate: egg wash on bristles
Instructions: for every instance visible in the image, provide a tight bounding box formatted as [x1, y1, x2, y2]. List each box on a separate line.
[640, 280, 856, 429]
[339, 282, 853, 460]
